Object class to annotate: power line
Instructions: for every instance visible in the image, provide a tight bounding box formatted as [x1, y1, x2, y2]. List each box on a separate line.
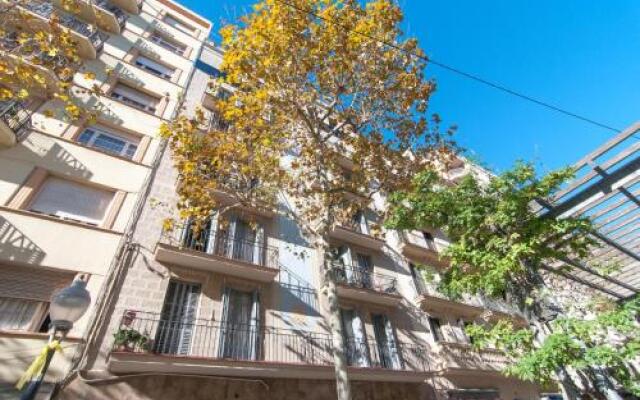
[272, 0, 623, 134]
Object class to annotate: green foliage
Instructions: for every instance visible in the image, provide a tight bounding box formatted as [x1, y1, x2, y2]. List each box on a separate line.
[113, 328, 150, 351]
[386, 162, 594, 298]
[386, 161, 640, 395]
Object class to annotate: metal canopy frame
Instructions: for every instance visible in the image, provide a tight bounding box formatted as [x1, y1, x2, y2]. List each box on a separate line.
[537, 122, 640, 300]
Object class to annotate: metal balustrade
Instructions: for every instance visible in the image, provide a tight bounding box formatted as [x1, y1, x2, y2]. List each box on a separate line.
[161, 222, 280, 271]
[334, 264, 398, 295]
[438, 342, 509, 372]
[95, 0, 128, 28]
[114, 310, 430, 373]
[0, 101, 32, 141]
[22, 1, 107, 52]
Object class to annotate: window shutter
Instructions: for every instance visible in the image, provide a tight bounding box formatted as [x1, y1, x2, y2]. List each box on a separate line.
[0, 265, 74, 302]
[155, 280, 200, 355]
[29, 177, 114, 225]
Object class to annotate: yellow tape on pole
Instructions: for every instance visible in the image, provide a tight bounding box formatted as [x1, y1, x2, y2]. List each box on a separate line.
[15, 340, 63, 390]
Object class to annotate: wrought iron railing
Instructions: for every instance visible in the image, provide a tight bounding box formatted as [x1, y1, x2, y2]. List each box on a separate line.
[95, 0, 127, 28]
[161, 222, 279, 270]
[437, 341, 508, 372]
[0, 101, 32, 140]
[333, 264, 397, 295]
[114, 310, 430, 373]
[22, 1, 107, 51]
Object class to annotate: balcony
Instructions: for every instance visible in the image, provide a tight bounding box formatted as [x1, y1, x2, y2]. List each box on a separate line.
[329, 221, 385, 251]
[0, 32, 60, 96]
[109, 0, 141, 14]
[416, 283, 525, 324]
[155, 222, 280, 282]
[51, 0, 127, 33]
[398, 230, 447, 267]
[108, 310, 431, 382]
[436, 342, 509, 376]
[334, 264, 401, 307]
[208, 176, 275, 218]
[0, 101, 32, 148]
[20, 1, 108, 59]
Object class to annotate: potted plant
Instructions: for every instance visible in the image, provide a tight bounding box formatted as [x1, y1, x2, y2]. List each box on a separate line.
[113, 328, 151, 352]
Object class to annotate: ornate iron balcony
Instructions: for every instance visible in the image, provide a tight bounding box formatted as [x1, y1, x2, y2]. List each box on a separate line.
[334, 264, 398, 295]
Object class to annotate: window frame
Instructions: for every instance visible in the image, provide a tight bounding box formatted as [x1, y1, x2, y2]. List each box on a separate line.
[134, 54, 175, 80]
[27, 176, 116, 227]
[77, 124, 140, 159]
[149, 31, 186, 55]
[109, 82, 160, 114]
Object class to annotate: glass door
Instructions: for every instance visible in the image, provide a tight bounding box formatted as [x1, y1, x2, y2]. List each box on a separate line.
[155, 280, 201, 355]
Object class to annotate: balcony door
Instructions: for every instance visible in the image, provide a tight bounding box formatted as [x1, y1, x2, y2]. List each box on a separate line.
[340, 308, 370, 367]
[354, 253, 373, 289]
[155, 280, 201, 355]
[218, 287, 260, 360]
[217, 216, 264, 265]
[371, 314, 402, 369]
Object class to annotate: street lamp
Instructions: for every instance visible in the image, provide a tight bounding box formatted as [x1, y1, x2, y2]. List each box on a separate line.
[19, 278, 91, 400]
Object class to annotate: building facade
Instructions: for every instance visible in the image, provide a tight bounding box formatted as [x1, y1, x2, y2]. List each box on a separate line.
[1, 1, 542, 399]
[51, 41, 540, 399]
[0, 0, 211, 397]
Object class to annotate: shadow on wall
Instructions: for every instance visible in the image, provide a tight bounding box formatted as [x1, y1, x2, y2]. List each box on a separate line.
[274, 266, 322, 319]
[0, 216, 46, 265]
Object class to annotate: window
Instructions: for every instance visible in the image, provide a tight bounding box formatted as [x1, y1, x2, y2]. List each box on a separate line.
[110, 83, 159, 113]
[0, 265, 74, 332]
[0, 297, 48, 331]
[409, 263, 427, 295]
[77, 125, 140, 159]
[134, 55, 175, 80]
[371, 314, 402, 369]
[163, 14, 195, 35]
[29, 177, 114, 225]
[350, 210, 369, 235]
[428, 316, 444, 342]
[218, 287, 260, 360]
[150, 32, 186, 55]
[155, 280, 201, 355]
[340, 308, 370, 367]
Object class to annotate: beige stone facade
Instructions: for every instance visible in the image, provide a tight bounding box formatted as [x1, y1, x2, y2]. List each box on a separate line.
[1, 2, 540, 399]
[0, 0, 210, 397]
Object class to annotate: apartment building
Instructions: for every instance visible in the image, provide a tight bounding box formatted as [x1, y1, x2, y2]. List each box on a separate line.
[0, 0, 211, 397]
[49, 39, 541, 400]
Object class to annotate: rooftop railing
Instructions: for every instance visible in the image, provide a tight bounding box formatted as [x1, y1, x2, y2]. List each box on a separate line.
[334, 264, 398, 295]
[161, 222, 279, 271]
[114, 310, 430, 373]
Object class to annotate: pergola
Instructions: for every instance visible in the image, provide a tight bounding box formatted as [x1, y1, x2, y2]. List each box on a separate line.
[536, 122, 640, 301]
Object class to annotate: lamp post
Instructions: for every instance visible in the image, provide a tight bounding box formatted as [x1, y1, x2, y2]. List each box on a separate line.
[19, 279, 91, 400]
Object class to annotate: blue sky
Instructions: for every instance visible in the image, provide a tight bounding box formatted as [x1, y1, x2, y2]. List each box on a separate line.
[181, 0, 639, 172]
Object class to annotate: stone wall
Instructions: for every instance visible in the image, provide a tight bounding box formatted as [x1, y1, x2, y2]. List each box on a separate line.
[58, 376, 435, 400]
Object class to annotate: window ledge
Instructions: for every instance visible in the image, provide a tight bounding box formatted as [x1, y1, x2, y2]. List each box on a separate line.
[28, 128, 152, 168]
[0, 330, 83, 342]
[0, 206, 123, 235]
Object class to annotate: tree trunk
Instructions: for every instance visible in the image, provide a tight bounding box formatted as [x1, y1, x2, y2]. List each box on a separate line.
[317, 238, 352, 400]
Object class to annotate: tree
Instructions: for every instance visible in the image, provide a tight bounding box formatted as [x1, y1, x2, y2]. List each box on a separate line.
[1, 0, 100, 119]
[385, 162, 640, 399]
[161, 0, 452, 398]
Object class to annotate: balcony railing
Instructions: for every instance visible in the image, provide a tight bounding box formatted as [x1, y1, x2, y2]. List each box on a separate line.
[114, 310, 430, 373]
[95, 0, 127, 28]
[438, 342, 509, 373]
[22, 1, 107, 52]
[416, 280, 524, 319]
[334, 264, 397, 295]
[161, 222, 279, 270]
[0, 100, 32, 141]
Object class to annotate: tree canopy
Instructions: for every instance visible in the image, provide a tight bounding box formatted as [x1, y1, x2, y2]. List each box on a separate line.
[385, 162, 640, 398]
